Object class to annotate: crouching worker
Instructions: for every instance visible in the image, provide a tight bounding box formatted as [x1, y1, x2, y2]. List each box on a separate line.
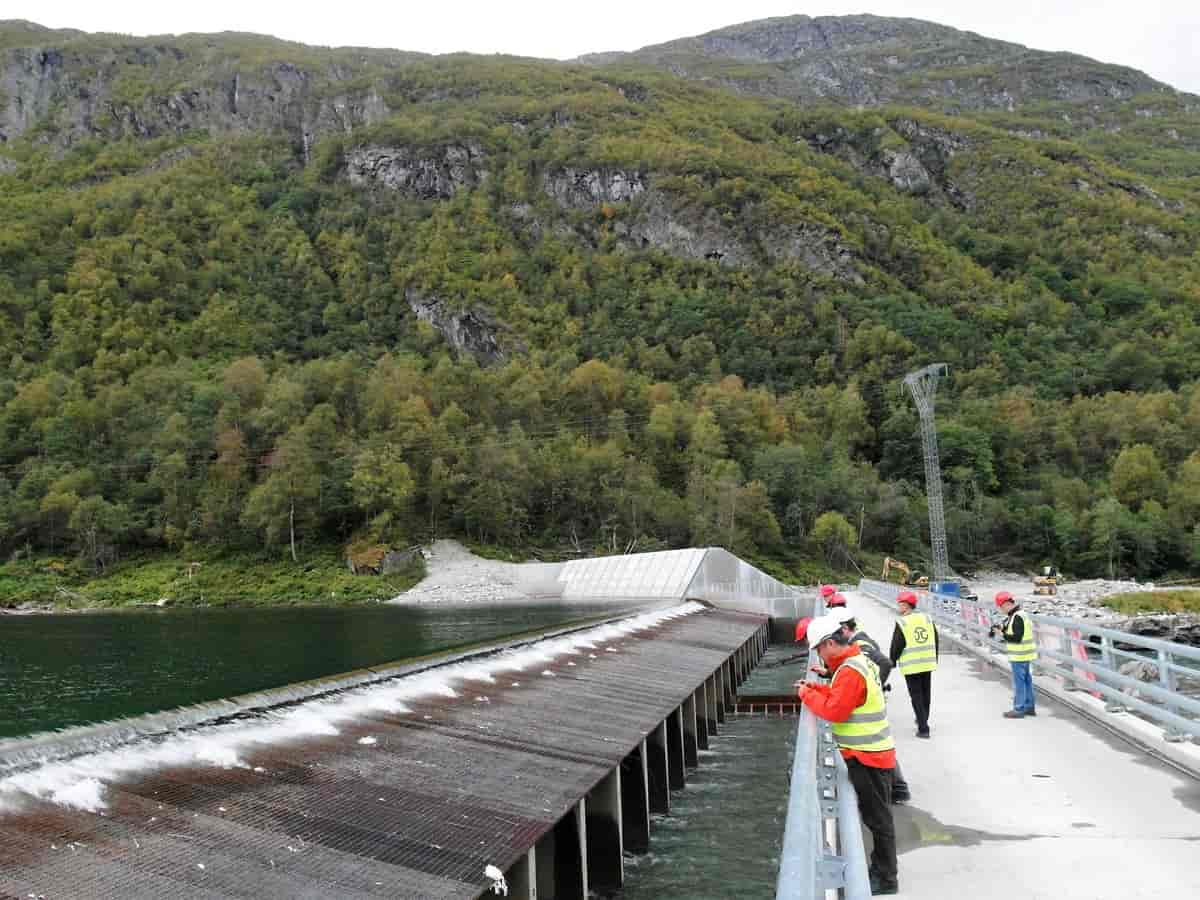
[796, 616, 899, 896]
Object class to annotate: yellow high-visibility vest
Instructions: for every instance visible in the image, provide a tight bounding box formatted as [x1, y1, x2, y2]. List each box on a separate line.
[831, 654, 895, 753]
[1004, 610, 1038, 663]
[898, 612, 938, 675]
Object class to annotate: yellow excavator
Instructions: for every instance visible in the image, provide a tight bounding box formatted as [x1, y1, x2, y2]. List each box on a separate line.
[1033, 565, 1059, 596]
[882, 557, 930, 589]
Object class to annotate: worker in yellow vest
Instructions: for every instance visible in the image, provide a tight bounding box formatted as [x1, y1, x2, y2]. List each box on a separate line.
[888, 591, 938, 738]
[991, 591, 1038, 718]
[797, 615, 899, 895]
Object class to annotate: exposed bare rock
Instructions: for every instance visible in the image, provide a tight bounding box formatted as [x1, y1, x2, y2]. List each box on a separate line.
[541, 168, 861, 278]
[541, 167, 647, 208]
[880, 149, 932, 194]
[347, 143, 486, 199]
[760, 222, 862, 282]
[613, 190, 749, 267]
[0, 39, 396, 149]
[405, 288, 509, 365]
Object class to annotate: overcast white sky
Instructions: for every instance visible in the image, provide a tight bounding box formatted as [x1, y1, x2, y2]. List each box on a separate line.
[7, 1, 1199, 94]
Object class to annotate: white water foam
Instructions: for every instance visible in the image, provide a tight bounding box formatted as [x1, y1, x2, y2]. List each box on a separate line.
[0, 602, 703, 813]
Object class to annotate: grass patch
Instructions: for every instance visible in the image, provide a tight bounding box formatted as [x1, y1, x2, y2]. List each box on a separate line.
[1101, 590, 1200, 615]
[0, 546, 425, 609]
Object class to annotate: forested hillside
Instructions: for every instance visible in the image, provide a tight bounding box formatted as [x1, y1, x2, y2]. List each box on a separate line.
[1, 18, 1199, 596]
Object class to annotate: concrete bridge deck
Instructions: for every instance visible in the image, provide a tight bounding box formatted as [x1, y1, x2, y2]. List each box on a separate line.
[846, 589, 1200, 900]
[0, 605, 767, 900]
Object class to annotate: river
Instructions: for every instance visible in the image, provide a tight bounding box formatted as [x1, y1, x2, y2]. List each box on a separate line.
[0, 602, 639, 739]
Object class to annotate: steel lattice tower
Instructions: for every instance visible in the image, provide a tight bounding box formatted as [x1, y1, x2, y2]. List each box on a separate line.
[904, 363, 951, 583]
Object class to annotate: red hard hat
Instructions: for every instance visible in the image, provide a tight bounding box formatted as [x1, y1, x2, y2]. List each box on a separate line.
[819, 584, 836, 598]
[795, 617, 813, 642]
[897, 591, 918, 607]
[827, 593, 847, 607]
[995, 591, 1013, 608]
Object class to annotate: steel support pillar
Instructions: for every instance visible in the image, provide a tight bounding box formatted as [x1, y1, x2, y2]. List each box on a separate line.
[586, 768, 623, 893]
[666, 707, 686, 789]
[646, 720, 670, 813]
[504, 847, 536, 900]
[537, 801, 588, 900]
[620, 743, 650, 854]
[694, 685, 710, 750]
[682, 693, 700, 765]
[706, 673, 721, 732]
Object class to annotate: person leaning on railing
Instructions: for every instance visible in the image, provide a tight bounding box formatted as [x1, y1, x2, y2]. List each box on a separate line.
[796, 615, 899, 896]
[990, 591, 1038, 718]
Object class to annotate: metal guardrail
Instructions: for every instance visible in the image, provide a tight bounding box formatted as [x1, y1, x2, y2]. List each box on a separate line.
[859, 579, 1200, 743]
[776, 613, 871, 900]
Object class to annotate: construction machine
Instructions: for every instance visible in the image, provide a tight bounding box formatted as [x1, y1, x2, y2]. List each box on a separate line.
[1033, 566, 1059, 596]
[882, 557, 930, 589]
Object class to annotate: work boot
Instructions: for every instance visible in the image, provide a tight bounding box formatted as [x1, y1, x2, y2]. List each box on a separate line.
[1003, 710, 1025, 718]
[916, 727, 930, 738]
[1023, 709, 1037, 717]
[892, 788, 911, 804]
[870, 872, 900, 895]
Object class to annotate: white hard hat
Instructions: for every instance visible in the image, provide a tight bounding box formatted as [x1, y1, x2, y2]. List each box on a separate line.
[805, 615, 843, 646]
[832, 607, 856, 625]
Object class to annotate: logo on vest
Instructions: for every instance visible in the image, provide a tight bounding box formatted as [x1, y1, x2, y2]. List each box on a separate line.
[913, 626, 930, 643]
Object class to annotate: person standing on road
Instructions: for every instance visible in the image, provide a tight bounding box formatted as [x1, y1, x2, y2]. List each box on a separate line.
[832, 608, 911, 803]
[889, 591, 938, 738]
[991, 591, 1038, 718]
[797, 616, 899, 895]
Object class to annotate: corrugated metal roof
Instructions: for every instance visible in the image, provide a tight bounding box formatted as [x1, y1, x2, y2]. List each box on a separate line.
[0, 608, 764, 900]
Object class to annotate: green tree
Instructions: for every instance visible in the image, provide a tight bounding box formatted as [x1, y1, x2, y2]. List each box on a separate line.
[350, 444, 415, 536]
[1110, 444, 1166, 510]
[811, 510, 858, 567]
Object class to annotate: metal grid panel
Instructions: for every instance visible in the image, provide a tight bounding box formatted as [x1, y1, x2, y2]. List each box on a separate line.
[1, 609, 765, 900]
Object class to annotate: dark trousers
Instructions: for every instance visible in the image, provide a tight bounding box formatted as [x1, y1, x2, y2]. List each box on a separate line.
[905, 671, 932, 732]
[846, 758, 898, 884]
[892, 760, 909, 797]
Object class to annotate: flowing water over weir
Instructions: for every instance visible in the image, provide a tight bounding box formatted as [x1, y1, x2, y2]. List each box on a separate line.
[0, 602, 643, 739]
[0, 604, 778, 899]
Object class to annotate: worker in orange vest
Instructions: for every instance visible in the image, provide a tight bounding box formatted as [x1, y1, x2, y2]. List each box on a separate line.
[797, 615, 899, 895]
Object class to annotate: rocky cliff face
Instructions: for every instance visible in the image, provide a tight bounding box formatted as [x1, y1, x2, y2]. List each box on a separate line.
[582, 14, 1181, 113]
[538, 167, 861, 279]
[0, 27, 399, 151]
[405, 289, 509, 365]
[347, 144, 487, 198]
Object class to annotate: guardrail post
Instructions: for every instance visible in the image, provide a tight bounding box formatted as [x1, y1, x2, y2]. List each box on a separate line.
[1100, 635, 1126, 713]
[1058, 627, 1080, 690]
[1158, 648, 1187, 742]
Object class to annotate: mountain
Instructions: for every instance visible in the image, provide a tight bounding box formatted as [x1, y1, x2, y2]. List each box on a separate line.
[580, 15, 1200, 180]
[0, 17, 1199, 593]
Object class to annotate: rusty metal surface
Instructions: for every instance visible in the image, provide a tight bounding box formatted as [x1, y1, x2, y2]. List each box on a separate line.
[0, 608, 764, 900]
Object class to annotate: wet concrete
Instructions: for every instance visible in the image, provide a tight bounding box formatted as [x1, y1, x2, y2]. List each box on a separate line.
[893, 805, 1041, 853]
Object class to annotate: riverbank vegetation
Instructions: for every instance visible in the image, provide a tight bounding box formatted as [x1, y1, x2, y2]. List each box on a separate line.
[1101, 589, 1200, 616]
[0, 549, 424, 609]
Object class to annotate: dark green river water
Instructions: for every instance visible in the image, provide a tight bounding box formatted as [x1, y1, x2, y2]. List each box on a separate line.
[0, 602, 636, 739]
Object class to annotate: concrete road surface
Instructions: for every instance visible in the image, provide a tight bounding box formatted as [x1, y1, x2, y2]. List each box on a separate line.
[844, 589, 1200, 900]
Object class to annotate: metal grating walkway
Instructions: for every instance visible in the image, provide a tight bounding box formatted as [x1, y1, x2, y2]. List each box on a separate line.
[0, 608, 764, 899]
